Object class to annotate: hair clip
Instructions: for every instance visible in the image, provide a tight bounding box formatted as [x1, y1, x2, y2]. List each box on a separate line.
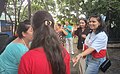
[44, 20, 52, 26]
[45, 21, 48, 26]
[49, 21, 52, 26]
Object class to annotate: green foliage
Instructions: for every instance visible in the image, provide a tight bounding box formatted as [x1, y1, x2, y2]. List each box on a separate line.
[6, 0, 120, 28]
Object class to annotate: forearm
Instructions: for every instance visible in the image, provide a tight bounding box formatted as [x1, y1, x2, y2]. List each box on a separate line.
[81, 47, 95, 57]
[67, 28, 72, 32]
[72, 47, 95, 67]
[62, 29, 68, 35]
[81, 34, 87, 39]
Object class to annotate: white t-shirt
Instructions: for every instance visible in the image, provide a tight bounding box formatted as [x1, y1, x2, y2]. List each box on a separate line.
[84, 31, 108, 52]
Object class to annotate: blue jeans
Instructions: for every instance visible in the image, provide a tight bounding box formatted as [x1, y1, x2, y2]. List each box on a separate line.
[85, 55, 106, 74]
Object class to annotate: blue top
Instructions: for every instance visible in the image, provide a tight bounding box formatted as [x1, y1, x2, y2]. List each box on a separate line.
[65, 25, 73, 38]
[85, 31, 108, 52]
[0, 42, 28, 74]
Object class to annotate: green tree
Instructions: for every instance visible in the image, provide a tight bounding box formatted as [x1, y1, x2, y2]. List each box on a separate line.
[5, 0, 29, 34]
[80, 0, 120, 40]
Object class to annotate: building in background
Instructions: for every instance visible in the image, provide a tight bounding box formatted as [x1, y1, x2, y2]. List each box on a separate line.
[0, 12, 14, 37]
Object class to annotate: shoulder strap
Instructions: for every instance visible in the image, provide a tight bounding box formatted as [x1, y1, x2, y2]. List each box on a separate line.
[106, 50, 109, 59]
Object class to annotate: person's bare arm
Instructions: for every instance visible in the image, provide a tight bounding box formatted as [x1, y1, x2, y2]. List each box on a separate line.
[72, 47, 95, 67]
[62, 29, 68, 35]
[81, 34, 87, 39]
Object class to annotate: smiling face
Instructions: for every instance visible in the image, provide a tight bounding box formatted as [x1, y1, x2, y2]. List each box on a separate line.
[89, 17, 100, 31]
[79, 20, 86, 28]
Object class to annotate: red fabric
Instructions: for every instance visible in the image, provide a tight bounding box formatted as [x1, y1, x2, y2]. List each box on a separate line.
[83, 44, 88, 58]
[18, 47, 70, 74]
[83, 44, 106, 58]
[92, 50, 106, 58]
[83, 44, 88, 51]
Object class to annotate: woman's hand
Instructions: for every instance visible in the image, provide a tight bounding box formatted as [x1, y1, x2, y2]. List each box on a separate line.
[81, 34, 86, 39]
[72, 54, 83, 67]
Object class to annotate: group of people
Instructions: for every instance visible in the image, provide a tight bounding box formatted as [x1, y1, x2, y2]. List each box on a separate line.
[0, 10, 108, 74]
[55, 21, 74, 55]
[55, 18, 90, 55]
[73, 15, 108, 74]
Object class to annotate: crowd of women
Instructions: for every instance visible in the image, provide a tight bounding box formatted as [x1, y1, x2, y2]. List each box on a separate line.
[0, 10, 108, 74]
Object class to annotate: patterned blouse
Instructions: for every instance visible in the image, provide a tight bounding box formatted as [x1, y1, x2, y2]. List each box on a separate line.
[56, 32, 66, 46]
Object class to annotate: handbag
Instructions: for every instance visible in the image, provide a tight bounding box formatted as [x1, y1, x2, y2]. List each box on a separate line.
[99, 51, 111, 72]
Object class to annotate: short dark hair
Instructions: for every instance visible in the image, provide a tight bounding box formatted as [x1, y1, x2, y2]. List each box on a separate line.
[17, 20, 30, 38]
[57, 23, 62, 27]
[23, 19, 30, 25]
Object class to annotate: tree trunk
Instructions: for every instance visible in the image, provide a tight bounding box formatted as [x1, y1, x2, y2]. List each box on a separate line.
[28, 0, 31, 20]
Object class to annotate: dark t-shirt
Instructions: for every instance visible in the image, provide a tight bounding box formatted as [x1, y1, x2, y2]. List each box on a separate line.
[74, 27, 90, 49]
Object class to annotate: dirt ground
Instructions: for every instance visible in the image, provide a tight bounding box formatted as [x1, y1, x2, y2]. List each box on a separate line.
[70, 43, 120, 74]
[104, 48, 120, 74]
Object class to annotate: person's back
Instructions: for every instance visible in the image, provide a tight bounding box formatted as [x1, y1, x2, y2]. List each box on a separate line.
[0, 42, 29, 74]
[19, 47, 70, 74]
[18, 10, 70, 74]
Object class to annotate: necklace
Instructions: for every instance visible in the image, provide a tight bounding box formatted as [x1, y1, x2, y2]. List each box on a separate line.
[21, 38, 28, 48]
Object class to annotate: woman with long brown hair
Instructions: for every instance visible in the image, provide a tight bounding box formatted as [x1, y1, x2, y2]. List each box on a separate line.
[18, 10, 70, 74]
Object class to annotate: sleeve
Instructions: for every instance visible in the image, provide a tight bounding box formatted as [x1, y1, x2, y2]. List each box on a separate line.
[18, 53, 31, 74]
[74, 29, 79, 36]
[90, 33, 108, 52]
[84, 28, 90, 35]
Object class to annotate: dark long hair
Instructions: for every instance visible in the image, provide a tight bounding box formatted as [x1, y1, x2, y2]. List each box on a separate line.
[78, 18, 88, 30]
[89, 15, 106, 34]
[79, 18, 88, 26]
[30, 10, 66, 74]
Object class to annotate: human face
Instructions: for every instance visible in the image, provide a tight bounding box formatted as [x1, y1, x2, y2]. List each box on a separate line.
[79, 20, 86, 28]
[65, 21, 69, 26]
[89, 17, 100, 31]
[24, 26, 33, 42]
